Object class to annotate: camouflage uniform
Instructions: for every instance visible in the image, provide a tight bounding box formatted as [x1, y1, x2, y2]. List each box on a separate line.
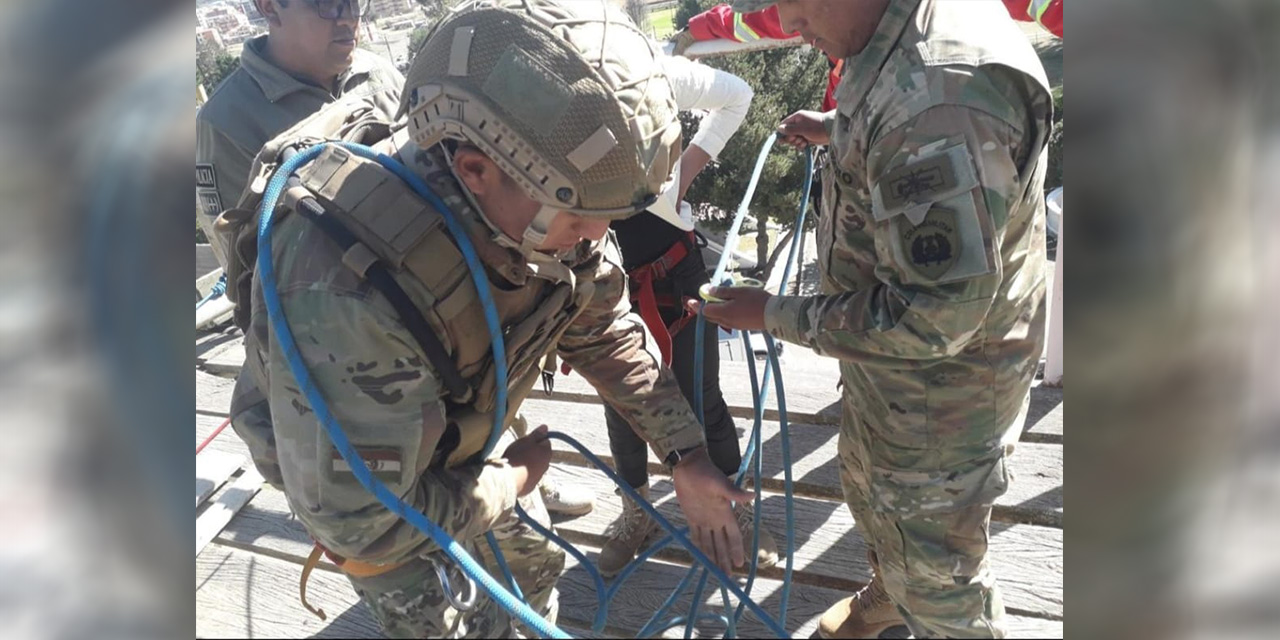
[755, 0, 1054, 636]
[227, 2, 697, 636]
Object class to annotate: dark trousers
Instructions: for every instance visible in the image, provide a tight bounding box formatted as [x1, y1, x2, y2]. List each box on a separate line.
[603, 249, 741, 488]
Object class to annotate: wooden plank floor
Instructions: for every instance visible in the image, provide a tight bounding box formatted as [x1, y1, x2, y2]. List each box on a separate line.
[196, 332, 1064, 638]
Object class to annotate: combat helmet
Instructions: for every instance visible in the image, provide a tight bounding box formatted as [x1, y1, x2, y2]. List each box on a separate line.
[400, 0, 682, 253]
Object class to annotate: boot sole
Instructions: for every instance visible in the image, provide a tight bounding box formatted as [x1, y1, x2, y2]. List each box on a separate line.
[544, 503, 595, 517]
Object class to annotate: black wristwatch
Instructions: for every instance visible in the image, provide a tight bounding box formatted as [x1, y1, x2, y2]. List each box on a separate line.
[663, 445, 705, 469]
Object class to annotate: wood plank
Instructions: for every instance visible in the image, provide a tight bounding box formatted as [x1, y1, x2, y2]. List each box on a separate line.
[1024, 383, 1064, 444]
[198, 467, 265, 556]
[201, 339, 246, 378]
[198, 543, 381, 639]
[219, 471, 1061, 621]
[196, 264, 223, 297]
[539, 465, 1064, 621]
[544, 350, 845, 424]
[193, 374, 1062, 527]
[196, 369, 238, 415]
[519, 398, 1063, 527]
[196, 244, 219, 281]
[194, 337, 1057, 447]
[197, 412, 250, 461]
[197, 292, 236, 331]
[198, 325, 242, 360]
[197, 450, 244, 507]
[194, 335, 847, 420]
[555, 545, 1062, 639]
[200, 530, 1061, 638]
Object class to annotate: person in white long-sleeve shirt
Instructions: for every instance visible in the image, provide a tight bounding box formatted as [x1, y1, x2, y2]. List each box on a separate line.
[594, 52, 781, 576]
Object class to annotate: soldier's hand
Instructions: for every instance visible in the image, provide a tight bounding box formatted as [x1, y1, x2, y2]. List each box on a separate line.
[671, 448, 755, 575]
[777, 110, 830, 149]
[688, 287, 771, 332]
[503, 424, 552, 496]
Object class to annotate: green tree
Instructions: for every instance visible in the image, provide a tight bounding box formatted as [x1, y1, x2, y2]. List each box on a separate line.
[674, 0, 704, 30]
[408, 26, 430, 58]
[196, 41, 239, 94]
[682, 44, 828, 277]
[1047, 86, 1063, 191]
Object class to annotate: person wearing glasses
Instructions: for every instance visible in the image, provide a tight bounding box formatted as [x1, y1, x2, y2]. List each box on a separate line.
[197, 0, 403, 272]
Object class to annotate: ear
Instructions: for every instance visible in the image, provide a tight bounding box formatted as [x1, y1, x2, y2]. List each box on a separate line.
[257, 0, 283, 27]
[451, 147, 501, 197]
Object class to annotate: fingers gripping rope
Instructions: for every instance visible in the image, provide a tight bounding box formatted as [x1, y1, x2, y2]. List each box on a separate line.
[257, 139, 812, 637]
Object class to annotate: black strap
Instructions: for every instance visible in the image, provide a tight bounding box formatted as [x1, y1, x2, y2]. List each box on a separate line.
[288, 189, 471, 401]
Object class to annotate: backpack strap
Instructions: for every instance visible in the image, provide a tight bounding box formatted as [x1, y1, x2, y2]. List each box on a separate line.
[279, 156, 471, 401]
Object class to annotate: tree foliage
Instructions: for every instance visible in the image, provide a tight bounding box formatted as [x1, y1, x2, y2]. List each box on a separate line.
[197, 42, 239, 94]
[665, 1, 826, 275]
[674, 0, 703, 30]
[1047, 86, 1063, 191]
[408, 26, 430, 58]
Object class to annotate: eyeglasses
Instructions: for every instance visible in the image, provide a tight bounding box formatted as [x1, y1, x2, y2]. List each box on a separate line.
[301, 0, 364, 21]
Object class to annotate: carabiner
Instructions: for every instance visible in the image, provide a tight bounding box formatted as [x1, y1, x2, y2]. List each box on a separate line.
[429, 555, 477, 612]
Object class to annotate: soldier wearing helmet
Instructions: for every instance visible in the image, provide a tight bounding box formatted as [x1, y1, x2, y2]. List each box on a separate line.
[223, 1, 754, 636]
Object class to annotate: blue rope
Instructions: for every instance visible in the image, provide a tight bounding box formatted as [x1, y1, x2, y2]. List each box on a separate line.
[513, 504, 610, 635]
[544, 433, 789, 638]
[196, 272, 227, 309]
[259, 139, 814, 638]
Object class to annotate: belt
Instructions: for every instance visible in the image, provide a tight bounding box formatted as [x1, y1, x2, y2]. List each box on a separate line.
[300, 542, 411, 620]
[627, 232, 699, 366]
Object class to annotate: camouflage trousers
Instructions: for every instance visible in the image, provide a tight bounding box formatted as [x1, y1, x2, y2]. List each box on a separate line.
[346, 428, 566, 638]
[837, 385, 1017, 639]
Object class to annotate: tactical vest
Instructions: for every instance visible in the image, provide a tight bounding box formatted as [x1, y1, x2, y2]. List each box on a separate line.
[218, 97, 597, 468]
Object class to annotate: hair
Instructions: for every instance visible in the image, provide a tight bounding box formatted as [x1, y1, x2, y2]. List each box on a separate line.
[255, 0, 291, 20]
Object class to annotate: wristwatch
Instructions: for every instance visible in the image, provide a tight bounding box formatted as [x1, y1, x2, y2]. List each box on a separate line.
[663, 444, 705, 469]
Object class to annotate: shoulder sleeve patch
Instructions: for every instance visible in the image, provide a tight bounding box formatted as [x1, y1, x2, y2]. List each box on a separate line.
[871, 142, 978, 224]
[197, 189, 223, 218]
[196, 163, 217, 189]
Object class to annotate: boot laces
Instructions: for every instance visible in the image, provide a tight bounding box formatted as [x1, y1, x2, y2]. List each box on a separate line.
[613, 496, 650, 541]
[733, 499, 757, 531]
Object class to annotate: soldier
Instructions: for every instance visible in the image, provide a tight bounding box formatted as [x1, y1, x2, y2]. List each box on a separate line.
[697, 0, 1054, 638]
[223, 1, 753, 636]
[201, 0, 593, 517]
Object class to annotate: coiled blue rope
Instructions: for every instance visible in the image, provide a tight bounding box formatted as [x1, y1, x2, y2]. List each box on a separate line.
[258, 139, 813, 638]
[674, 137, 812, 638]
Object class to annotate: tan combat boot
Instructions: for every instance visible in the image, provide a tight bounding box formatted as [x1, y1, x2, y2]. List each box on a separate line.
[732, 492, 779, 570]
[818, 553, 908, 639]
[597, 485, 658, 578]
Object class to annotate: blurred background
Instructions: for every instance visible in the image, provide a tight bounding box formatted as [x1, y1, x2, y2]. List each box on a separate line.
[0, 0, 1276, 638]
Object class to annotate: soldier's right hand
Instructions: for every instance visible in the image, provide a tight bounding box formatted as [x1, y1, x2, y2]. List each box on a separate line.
[503, 424, 552, 496]
[777, 110, 830, 149]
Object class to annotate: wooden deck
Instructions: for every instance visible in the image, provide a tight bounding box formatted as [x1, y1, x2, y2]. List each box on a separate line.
[196, 324, 1064, 638]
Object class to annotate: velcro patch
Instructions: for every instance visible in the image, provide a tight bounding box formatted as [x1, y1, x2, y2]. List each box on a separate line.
[196, 163, 217, 189]
[197, 189, 223, 217]
[872, 143, 978, 224]
[899, 208, 959, 281]
[331, 447, 404, 484]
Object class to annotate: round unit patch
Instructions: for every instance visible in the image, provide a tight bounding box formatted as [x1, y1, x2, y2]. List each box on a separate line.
[900, 208, 959, 281]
